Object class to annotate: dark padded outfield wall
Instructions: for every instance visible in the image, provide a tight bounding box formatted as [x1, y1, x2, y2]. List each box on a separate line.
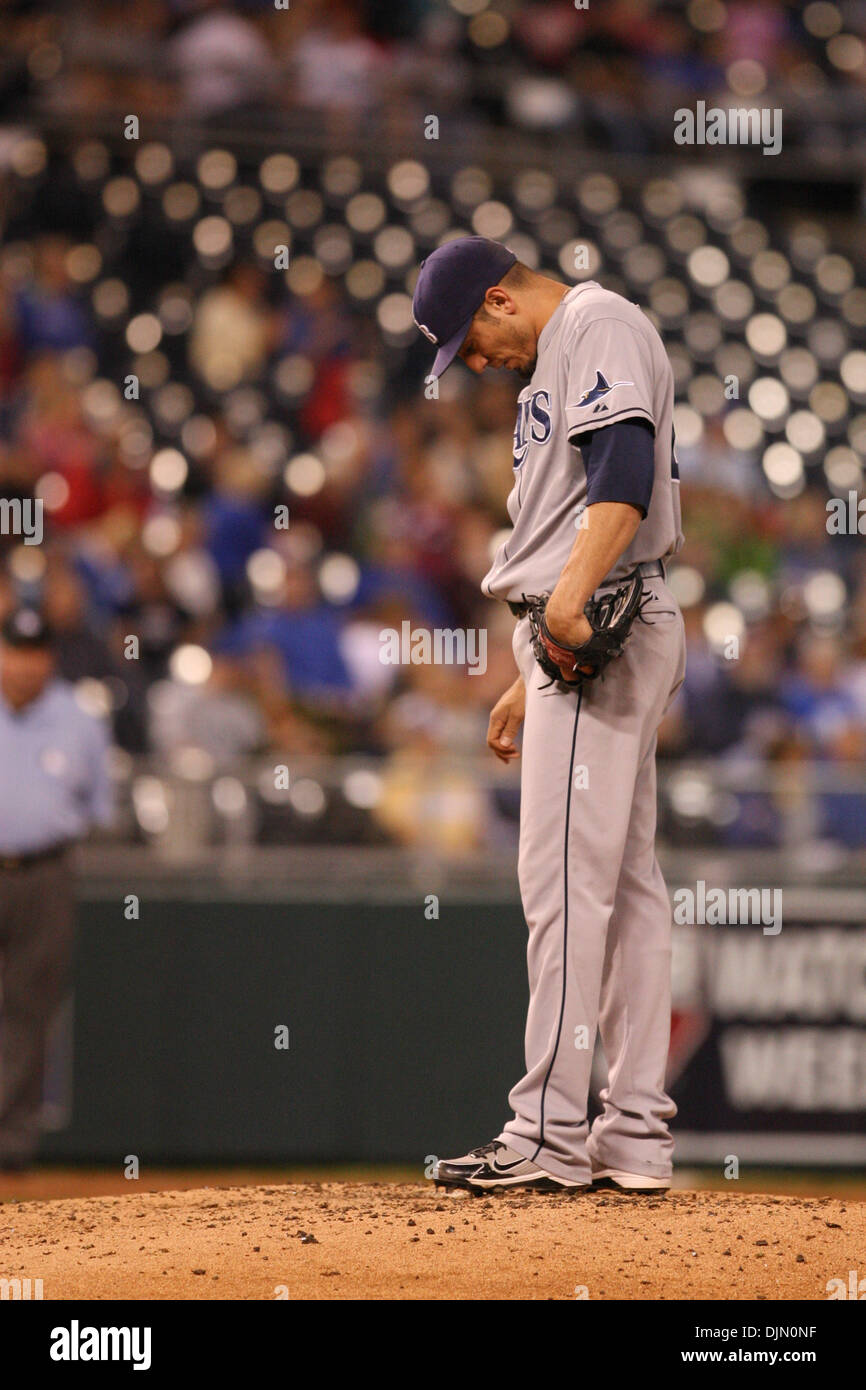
[41, 899, 529, 1164]
[35, 884, 866, 1167]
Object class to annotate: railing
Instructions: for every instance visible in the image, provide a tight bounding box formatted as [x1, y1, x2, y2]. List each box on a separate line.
[22, 100, 866, 183]
[77, 753, 866, 890]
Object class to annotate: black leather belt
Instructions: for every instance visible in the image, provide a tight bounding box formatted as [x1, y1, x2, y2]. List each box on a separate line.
[0, 843, 71, 871]
[507, 559, 666, 619]
[508, 596, 540, 619]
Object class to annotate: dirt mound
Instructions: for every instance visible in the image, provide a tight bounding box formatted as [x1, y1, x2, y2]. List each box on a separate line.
[0, 1183, 860, 1300]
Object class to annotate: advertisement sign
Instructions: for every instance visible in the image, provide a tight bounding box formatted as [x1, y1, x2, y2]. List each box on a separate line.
[668, 891, 866, 1164]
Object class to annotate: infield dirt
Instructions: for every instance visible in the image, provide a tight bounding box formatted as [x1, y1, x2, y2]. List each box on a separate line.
[0, 1183, 862, 1300]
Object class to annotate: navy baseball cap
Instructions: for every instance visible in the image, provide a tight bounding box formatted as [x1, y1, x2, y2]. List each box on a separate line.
[412, 236, 518, 379]
[1, 608, 53, 649]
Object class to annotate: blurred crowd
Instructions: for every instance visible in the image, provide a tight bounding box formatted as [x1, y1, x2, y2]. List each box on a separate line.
[0, 2, 865, 852]
[2, 207, 866, 846]
[1, 0, 864, 153]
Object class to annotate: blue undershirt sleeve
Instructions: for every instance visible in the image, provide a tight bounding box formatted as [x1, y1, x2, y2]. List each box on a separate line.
[572, 417, 655, 518]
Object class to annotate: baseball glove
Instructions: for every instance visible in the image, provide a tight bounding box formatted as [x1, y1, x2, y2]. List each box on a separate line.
[526, 571, 644, 689]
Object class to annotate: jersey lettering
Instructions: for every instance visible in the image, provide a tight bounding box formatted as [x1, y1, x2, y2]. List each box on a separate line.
[514, 390, 552, 466]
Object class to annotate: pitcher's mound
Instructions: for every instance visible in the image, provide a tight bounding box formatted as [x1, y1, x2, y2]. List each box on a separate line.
[1, 1184, 861, 1300]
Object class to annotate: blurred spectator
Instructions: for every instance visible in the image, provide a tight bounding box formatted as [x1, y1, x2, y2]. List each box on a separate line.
[148, 652, 265, 762]
[14, 238, 91, 355]
[189, 264, 278, 391]
[781, 633, 861, 756]
[291, 0, 388, 115]
[42, 558, 148, 751]
[169, 0, 277, 118]
[216, 558, 355, 700]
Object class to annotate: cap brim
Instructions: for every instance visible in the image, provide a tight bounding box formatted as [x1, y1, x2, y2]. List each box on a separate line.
[430, 315, 474, 379]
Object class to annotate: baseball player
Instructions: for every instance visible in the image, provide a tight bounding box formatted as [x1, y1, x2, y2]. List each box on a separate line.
[412, 237, 686, 1193]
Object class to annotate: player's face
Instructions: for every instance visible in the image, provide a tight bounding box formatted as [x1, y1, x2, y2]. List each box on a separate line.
[458, 306, 537, 379]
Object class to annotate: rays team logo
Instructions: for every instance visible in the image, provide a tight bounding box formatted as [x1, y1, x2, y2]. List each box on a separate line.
[513, 389, 552, 466]
[577, 370, 634, 411]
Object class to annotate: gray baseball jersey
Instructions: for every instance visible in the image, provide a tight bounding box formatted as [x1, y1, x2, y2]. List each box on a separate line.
[482, 280, 683, 601]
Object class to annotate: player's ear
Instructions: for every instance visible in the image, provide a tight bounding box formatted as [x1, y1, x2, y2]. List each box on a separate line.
[484, 285, 514, 316]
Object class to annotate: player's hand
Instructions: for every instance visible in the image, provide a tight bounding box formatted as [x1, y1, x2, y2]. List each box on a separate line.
[487, 677, 525, 762]
[543, 599, 592, 649]
[543, 600, 594, 680]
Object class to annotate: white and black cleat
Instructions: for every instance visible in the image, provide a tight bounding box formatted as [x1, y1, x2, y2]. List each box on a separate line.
[434, 1141, 588, 1193]
[591, 1167, 670, 1194]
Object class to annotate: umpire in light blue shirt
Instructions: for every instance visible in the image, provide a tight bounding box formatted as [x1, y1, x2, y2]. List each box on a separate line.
[0, 607, 112, 1170]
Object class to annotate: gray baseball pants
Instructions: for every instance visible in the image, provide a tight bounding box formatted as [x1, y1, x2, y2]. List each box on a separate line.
[497, 577, 687, 1184]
